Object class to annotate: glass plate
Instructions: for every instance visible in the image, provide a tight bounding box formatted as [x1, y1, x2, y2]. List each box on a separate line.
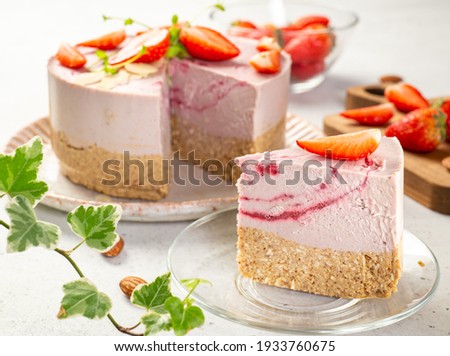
[167, 208, 440, 334]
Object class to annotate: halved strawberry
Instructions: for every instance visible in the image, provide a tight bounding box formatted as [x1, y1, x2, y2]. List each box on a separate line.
[340, 103, 395, 126]
[56, 43, 87, 69]
[227, 26, 266, 40]
[284, 24, 332, 63]
[109, 29, 169, 65]
[385, 83, 429, 113]
[77, 29, 126, 50]
[385, 107, 446, 152]
[256, 36, 281, 52]
[291, 60, 325, 80]
[296, 129, 382, 160]
[287, 15, 330, 30]
[180, 26, 240, 61]
[440, 100, 450, 142]
[231, 20, 257, 29]
[249, 50, 280, 74]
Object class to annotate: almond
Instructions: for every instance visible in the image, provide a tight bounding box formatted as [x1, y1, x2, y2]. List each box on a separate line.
[101, 236, 124, 257]
[124, 63, 158, 76]
[379, 75, 403, 84]
[119, 276, 147, 298]
[74, 71, 105, 86]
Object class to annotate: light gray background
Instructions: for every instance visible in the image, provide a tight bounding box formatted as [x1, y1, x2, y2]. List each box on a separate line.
[0, 0, 449, 335]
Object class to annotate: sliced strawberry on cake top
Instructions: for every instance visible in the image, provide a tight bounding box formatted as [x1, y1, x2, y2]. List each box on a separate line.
[77, 29, 127, 50]
[179, 26, 240, 61]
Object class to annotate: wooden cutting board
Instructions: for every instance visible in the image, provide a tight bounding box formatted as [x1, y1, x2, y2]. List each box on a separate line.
[324, 83, 450, 215]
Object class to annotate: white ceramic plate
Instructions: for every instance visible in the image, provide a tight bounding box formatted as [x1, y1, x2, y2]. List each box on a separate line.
[4, 115, 322, 222]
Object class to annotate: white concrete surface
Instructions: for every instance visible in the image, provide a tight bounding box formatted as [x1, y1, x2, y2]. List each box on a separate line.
[0, 0, 449, 336]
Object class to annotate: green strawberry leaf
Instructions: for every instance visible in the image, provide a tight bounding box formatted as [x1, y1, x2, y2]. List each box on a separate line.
[58, 278, 112, 319]
[67, 204, 122, 252]
[0, 136, 48, 204]
[6, 195, 60, 253]
[141, 312, 172, 336]
[131, 272, 172, 313]
[165, 296, 205, 336]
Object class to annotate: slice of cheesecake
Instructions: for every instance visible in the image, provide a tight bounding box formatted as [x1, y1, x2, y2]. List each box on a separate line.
[235, 136, 403, 299]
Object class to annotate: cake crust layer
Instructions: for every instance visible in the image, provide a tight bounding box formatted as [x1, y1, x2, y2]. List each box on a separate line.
[53, 131, 168, 201]
[237, 226, 402, 299]
[172, 116, 286, 181]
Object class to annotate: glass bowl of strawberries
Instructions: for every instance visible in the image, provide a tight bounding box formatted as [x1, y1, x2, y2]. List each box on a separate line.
[208, 0, 358, 93]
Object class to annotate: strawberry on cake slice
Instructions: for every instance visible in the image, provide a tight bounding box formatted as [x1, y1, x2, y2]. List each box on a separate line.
[235, 130, 404, 299]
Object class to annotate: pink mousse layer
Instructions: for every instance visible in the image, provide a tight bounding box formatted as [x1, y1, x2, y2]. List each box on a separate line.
[48, 37, 290, 155]
[169, 37, 291, 140]
[48, 46, 170, 156]
[235, 137, 404, 253]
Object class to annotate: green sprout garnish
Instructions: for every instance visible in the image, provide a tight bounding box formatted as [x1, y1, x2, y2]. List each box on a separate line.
[103, 15, 152, 29]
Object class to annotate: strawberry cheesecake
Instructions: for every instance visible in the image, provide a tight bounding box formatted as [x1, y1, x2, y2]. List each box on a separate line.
[48, 23, 290, 200]
[235, 131, 404, 299]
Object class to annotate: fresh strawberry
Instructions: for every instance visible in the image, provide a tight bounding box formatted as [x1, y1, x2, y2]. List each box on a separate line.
[231, 20, 257, 29]
[227, 23, 275, 40]
[261, 23, 277, 36]
[385, 83, 428, 113]
[180, 26, 240, 61]
[440, 100, 450, 142]
[290, 60, 325, 80]
[296, 129, 382, 160]
[249, 50, 280, 74]
[280, 29, 298, 46]
[109, 29, 169, 65]
[227, 26, 266, 40]
[77, 29, 126, 50]
[340, 103, 395, 126]
[256, 36, 281, 52]
[284, 24, 332, 63]
[287, 15, 330, 30]
[385, 107, 446, 152]
[56, 43, 87, 69]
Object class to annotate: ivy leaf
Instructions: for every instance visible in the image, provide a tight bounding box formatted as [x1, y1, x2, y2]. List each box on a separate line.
[181, 278, 211, 291]
[131, 272, 172, 313]
[67, 204, 122, 252]
[58, 278, 112, 319]
[0, 136, 48, 204]
[165, 296, 205, 336]
[6, 195, 60, 253]
[141, 312, 172, 336]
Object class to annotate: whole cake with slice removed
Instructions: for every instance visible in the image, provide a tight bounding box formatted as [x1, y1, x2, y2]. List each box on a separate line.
[48, 16, 291, 200]
[235, 130, 404, 299]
